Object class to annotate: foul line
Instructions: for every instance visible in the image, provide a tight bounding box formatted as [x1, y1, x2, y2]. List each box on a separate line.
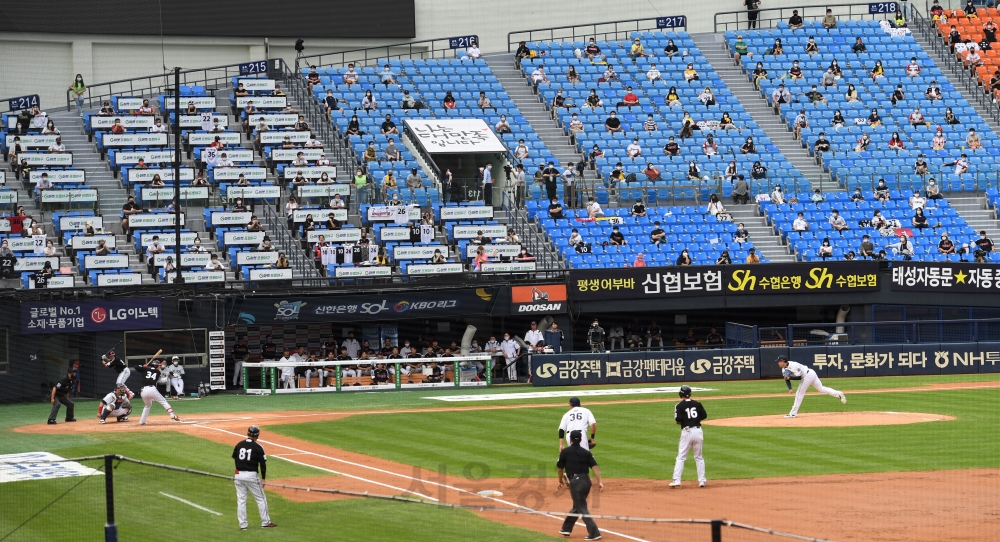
[269, 453, 438, 502]
[203, 425, 646, 542]
[158, 491, 222, 515]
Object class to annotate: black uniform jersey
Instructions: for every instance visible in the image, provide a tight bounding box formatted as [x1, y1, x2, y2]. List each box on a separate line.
[261, 342, 278, 360]
[233, 439, 267, 475]
[139, 363, 161, 387]
[107, 358, 126, 373]
[233, 343, 249, 361]
[53, 375, 75, 397]
[322, 341, 339, 357]
[674, 399, 708, 428]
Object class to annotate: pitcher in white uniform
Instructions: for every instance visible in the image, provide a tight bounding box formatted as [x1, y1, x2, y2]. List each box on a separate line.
[777, 355, 846, 418]
[558, 397, 597, 451]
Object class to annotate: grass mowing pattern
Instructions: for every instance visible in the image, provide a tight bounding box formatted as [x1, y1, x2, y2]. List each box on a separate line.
[0, 433, 559, 542]
[271, 389, 1000, 481]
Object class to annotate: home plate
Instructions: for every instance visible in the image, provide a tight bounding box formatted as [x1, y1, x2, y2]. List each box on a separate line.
[427, 387, 713, 402]
[478, 490, 504, 497]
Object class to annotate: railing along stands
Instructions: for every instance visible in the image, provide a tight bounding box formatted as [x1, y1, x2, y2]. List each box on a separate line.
[714, 2, 904, 33]
[507, 16, 688, 53]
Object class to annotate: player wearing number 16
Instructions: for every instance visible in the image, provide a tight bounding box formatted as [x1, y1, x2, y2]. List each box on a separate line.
[233, 426, 277, 530]
[669, 385, 707, 488]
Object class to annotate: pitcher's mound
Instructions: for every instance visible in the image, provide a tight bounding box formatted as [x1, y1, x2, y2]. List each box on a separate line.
[705, 411, 956, 428]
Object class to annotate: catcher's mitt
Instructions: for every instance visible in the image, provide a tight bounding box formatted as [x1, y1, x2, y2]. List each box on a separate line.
[119, 399, 131, 412]
[588, 438, 596, 449]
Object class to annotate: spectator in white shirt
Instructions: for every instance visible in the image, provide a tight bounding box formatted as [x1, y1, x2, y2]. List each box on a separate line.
[305, 135, 323, 148]
[829, 209, 849, 232]
[531, 65, 549, 85]
[909, 190, 926, 210]
[380, 64, 397, 85]
[906, 57, 921, 76]
[205, 253, 225, 271]
[216, 153, 234, 167]
[587, 197, 605, 218]
[792, 212, 809, 232]
[626, 138, 642, 159]
[48, 137, 66, 153]
[515, 140, 530, 160]
[149, 118, 167, 133]
[466, 41, 481, 59]
[36, 173, 53, 190]
[495, 115, 512, 134]
[646, 64, 662, 84]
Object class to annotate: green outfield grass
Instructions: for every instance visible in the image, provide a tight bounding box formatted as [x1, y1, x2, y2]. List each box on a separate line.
[2, 374, 998, 542]
[270, 387, 1000, 481]
[0, 434, 558, 542]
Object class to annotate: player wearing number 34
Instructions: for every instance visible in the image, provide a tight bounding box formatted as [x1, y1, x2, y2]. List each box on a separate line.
[559, 397, 597, 451]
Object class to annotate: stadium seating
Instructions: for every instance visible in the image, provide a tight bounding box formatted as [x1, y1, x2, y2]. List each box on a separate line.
[726, 20, 1000, 194]
[523, 31, 809, 206]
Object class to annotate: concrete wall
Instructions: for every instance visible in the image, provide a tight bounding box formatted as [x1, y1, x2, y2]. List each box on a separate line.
[0, 0, 844, 108]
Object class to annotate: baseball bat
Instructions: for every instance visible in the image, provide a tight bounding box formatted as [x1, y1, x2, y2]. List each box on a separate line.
[105, 340, 123, 357]
[149, 349, 163, 363]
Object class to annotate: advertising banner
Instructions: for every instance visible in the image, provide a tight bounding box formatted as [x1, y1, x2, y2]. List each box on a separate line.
[511, 284, 568, 313]
[233, 287, 500, 324]
[570, 262, 880, 301]
[531, 342, 1000, 385]
[890, 261, 1000, 293]
[21, 298, 162, 334]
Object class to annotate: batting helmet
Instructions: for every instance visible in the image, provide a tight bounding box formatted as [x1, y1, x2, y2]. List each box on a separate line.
[775, 355, 788, 363]
[679, 385, 692, 398]
[247, 425, 260, 438]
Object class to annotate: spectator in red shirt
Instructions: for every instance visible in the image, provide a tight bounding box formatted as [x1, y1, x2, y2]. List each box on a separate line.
[621, 87, 640, 108]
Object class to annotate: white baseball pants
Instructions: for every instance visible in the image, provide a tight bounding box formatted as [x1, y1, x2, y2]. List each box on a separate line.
[235, 471, 271, 529]
[790, 369, 842, 416]
[170, 377, 184, 396]
[304, 368, 328, 387]
[139, 386, 175, 423]
[505, 356, 518, 381]
[672, 427, 706, 484]
[115, 368, 131, 386]
[280, 370, 296, 389]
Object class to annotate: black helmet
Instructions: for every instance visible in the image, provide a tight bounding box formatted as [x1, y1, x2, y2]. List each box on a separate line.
[679, 385, 692, 398]
[775, 355, 788, 363]
[247, 425, 260, 438]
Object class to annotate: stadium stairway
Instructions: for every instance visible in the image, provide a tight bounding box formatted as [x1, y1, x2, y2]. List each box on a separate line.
[483, 53, 587, 175]
[946, 194, 1000, 241]
[691, 34, 838, 193]
[910, 24, 1000, 137]
[727, 205, 797, 262]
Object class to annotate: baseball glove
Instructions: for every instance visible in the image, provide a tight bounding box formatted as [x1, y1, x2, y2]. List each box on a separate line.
[119, 399, 131, 412]
[588, 438, 596, 449]
[782, 368, 791, 378]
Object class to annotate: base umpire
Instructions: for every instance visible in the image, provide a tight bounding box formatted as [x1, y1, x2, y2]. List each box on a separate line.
[47, 369, 77, 425]
[557, 430, 604, 540]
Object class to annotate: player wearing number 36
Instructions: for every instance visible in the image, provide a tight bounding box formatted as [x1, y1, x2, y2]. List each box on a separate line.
[558, 397, 597, 451]
[776, 355, 846, 418]
[233, 426, 277, 530]
[669, 385, 707, 488]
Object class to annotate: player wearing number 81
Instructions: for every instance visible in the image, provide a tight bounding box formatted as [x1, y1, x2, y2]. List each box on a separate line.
[559, 397, 597, 451]
[669, 385, 707, 488]
[233, 426, 277, 530]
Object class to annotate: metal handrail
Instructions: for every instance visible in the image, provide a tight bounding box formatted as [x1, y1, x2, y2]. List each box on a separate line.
[507, 17, 688, 53]
[294, 36, 477, 72]
[911, 2, 1000, 126]
[714, 2, 901, 33]
[61, 60, 284, 113]
[756, 317, 1000, 346]
[501, 189, 564, 274]
[259, 201, 320, 279]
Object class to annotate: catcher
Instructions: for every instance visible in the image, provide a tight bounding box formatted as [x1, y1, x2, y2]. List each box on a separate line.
[558, 397, 597, 451]
[98, 385, 132, 424]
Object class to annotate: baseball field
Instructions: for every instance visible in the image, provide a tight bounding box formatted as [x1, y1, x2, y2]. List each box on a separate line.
[1, 373, 997, 541]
